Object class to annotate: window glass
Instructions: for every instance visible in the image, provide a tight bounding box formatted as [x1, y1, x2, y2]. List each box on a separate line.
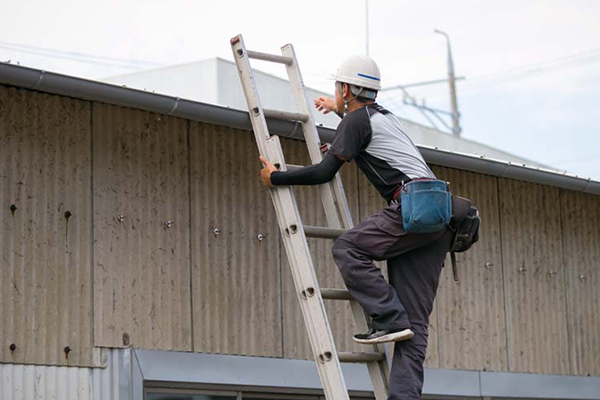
[244, 397, 317, 400]
[243, 395, 319, 400]
[146, 394, 237, 400]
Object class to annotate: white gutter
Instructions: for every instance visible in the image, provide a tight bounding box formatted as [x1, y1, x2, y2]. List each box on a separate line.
[1, 62, 599, 196]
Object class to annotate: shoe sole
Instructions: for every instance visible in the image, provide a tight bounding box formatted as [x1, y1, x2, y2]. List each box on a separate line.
[352, 329, 414, 344]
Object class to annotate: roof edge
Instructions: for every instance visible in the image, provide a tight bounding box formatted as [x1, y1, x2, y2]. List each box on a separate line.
[1, 62, 598, 196]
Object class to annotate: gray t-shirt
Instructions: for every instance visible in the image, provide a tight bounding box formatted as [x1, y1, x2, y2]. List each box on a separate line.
[330, 103, 435, 202]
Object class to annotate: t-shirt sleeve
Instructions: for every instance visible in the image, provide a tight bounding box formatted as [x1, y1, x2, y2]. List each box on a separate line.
[329, 108, 372, 162]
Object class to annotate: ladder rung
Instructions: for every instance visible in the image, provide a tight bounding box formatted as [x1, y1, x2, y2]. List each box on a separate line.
[338, 352, 386, 363]
[304, 225, 346, 239]
[321, 288, 353, 301]
[246, 50, 293, 65]
[263, 108, 309, 123]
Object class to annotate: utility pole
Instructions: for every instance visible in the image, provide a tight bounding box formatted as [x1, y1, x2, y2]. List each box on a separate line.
[365, 0, 370, 56]
[435, 29, 461, 136]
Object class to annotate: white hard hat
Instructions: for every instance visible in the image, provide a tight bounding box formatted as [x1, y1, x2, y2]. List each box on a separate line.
[332, 55, 381, 91]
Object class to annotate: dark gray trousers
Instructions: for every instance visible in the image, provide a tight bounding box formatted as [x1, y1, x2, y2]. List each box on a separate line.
[331, 204, 453, 400]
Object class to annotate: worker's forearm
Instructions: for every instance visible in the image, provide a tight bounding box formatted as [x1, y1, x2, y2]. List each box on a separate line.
[271, 152, 344, 186]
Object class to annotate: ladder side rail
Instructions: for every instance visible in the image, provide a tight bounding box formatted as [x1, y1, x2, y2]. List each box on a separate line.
[349, 301, 391, 400]
[265, 138, 350, 400]
[330, 173, 355, 228]
[280, 44, 354, 230]
[280, 44, 325, 167]
[267, 151, 328, 359]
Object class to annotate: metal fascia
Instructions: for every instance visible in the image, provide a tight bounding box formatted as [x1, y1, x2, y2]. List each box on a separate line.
[134, 349, 371, 392]
[131, 350, 600, 399]
[480, 370, 600, 399]
[421, 369, 480, 397]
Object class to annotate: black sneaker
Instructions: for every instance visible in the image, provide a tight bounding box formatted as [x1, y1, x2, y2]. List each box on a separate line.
[352, 328, 414, 344]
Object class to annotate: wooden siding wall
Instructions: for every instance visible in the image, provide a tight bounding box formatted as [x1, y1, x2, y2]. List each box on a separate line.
[0, 87, 102, 367]
[190, 123, 281, 357]
[0, 86, 599, 377]
[92, 104, 192, 352]
[560, 191, 600, 376]
[498, 179, 569, 374]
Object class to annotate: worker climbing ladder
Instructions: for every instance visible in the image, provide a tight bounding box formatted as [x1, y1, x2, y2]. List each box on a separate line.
[230, 34, 391, 400]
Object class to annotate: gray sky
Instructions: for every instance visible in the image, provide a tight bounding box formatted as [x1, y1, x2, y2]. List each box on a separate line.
[2, 0, 599, 179]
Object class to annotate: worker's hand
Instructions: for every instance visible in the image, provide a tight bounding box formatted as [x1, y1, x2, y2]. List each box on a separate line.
[314, 96, 337, 115]
[259, 155, 278, 187]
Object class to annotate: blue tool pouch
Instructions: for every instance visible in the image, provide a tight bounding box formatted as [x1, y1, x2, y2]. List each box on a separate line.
[400, 179, 452, 233]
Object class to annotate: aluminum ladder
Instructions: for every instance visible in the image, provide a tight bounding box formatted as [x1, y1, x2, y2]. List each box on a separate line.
[230, 34, 391, 400]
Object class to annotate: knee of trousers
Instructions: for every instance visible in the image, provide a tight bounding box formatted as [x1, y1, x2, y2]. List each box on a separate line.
[397, 340, 427, 363]
[331, 234, 358, 271]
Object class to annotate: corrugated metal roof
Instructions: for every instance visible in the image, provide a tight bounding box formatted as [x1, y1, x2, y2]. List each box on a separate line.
[0, 62, 599, 196]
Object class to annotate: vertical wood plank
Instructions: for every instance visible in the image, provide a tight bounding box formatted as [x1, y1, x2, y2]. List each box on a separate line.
[499, 178, 569, 374]
[433, 166, 507, 371]
[560, 190, 600, 376]
[190, 124, 282, 357]
[93, 104, 192, 351]
[0, 86, 100, 367]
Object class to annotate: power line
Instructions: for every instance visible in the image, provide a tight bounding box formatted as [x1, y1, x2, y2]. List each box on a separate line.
[472, 47, 600, 81]
[457, 47, 600, 93]
[551, 152, 600, 165]
[407, 47, 600, 101]
[379, 47, 600, 146]
[379, 90, 454, 133]
[0, 41, 162, 69]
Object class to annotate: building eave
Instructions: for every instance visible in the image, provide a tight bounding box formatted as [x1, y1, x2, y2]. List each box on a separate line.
[1, 62, 598, 196]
